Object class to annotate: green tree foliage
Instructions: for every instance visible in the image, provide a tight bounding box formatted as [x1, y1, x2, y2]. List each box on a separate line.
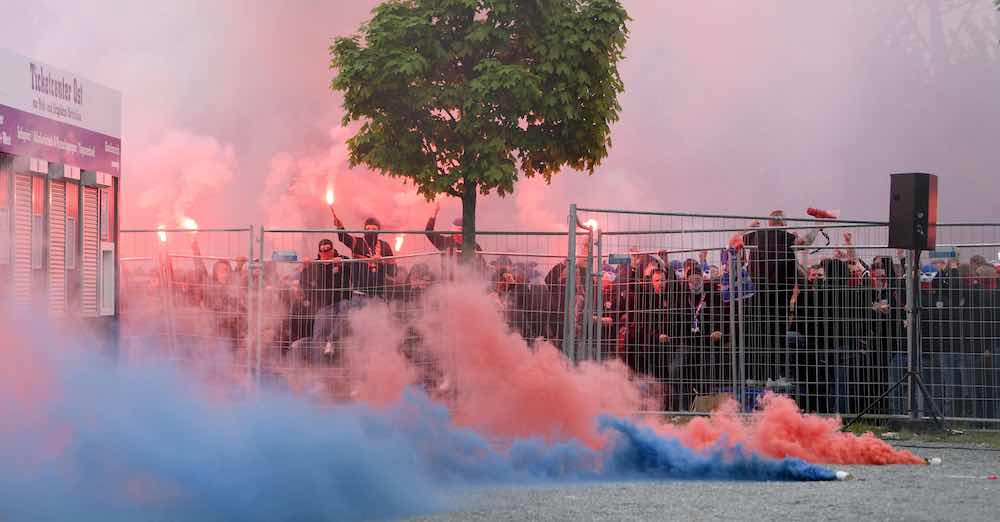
[331, 0, 629, 259]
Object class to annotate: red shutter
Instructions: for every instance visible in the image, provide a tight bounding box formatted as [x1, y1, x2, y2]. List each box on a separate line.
[49, 180, 66, 315]
[13, 174, 32, 304]
[81, 186, 99, 316]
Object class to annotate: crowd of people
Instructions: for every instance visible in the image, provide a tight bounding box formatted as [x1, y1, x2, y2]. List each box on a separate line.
[121, 208, 1000, 418]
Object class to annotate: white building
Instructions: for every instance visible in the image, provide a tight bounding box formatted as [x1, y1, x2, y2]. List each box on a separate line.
[0, 48, 121, 325]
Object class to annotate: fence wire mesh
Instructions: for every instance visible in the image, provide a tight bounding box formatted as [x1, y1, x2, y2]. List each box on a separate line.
[117, 214, 1000, 425]
[119, 228, 255, 390]
[121, 225, 577, 400]
[574, 209, 1000, 423]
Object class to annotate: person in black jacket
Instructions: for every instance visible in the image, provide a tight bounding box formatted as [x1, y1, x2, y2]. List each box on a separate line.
[742, 210, 819, 380]
[920, 261, 963, 417]
[299, 239, 349, 310]
[673, 265, 728, 404]
[330, 207, 396, 297]
[621, 268, 681, 410]
[868, 255, 907, 415]
[595, 271, 629, 363]
[297, 239, 352, 359]
[805, 258, 870, 414]
[971, 267, 1000, 418]
[424, 201, 482, 253]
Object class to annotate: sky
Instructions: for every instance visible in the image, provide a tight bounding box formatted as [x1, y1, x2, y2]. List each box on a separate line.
[1, 0, 998, 230]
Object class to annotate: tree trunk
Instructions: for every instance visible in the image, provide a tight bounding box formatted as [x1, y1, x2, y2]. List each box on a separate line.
[461, 176, 477, 265]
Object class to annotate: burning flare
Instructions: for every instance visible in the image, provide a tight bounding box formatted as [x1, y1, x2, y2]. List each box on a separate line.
[394, 234, 405, 253]
[806, 208, 840, 220]
[156, 225, 167, 243]
[326, 188, 335, 206]
[583, 219, 599, 232]
[179, 217, 198, 231]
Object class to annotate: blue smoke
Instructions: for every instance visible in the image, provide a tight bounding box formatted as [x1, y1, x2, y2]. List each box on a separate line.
[598, 416, 837, 481]
[0, 344, 836, 521]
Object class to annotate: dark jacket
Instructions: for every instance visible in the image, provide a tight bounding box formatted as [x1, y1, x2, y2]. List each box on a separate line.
[672, 282, 728, 347]
[335, 224, 396, 295]
[424, 216, 482, 252]
[299, 257, 351, 311]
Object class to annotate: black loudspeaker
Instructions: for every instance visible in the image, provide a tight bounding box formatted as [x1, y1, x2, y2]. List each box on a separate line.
[888, 173, 938, 251]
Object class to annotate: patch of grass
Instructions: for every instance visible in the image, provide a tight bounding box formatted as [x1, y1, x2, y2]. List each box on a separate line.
[845, 421, 1000, 448]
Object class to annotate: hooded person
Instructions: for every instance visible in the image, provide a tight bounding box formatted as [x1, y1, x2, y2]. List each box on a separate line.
[424, 201, 482, 253]
[330, 208, 397, 297]
[299, 238, 351, 312]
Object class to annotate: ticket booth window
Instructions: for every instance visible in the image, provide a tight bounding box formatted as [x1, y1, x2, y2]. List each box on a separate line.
[31, 176, 45, 270]
[100, 187, 111, 241]
[66, 182, 78, 270]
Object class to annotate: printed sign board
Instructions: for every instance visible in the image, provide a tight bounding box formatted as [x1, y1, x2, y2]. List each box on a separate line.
[0, 48, 121, 175]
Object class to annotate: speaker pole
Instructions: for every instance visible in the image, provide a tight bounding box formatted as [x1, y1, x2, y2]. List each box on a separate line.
[843, 247, 945, 431]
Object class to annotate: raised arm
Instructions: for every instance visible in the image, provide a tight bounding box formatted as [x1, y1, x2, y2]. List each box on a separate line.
[191, 237, 209, 284]
[330, 206, 356, 250]
[424, 201, 448, 251]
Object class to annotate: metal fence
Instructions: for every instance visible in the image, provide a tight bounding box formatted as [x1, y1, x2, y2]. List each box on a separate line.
[119, 227, 256, 390]
[119, 225, 576, 401]
[569, 207, 1000, 424]
[117, 211, 1000, 425]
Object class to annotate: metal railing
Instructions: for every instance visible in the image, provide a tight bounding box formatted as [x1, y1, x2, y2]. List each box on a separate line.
[569, 207, 1000, 424]
[117, 212, 1000, 425]
[119, 225, 576, 400]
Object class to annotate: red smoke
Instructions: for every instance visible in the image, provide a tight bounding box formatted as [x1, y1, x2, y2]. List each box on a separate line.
[341, 278, 922, 464]
[345, 277, 655, 448]
[343, 303, 417, 408]
[654, 393, 923, 465]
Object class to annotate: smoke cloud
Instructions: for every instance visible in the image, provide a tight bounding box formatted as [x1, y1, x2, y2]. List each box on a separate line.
[2, 1, 997, 230]
[133, 130, 237, 226]
[1, 301, 847, 520]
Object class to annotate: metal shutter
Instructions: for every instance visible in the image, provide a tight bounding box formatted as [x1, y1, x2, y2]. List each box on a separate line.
[81, 186, 99, 317]
[13, 174, 32, 305]
[49, 180, 66, 315]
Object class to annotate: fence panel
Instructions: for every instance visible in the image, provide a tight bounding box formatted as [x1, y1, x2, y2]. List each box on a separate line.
[256, 228, 572, 399]
[119, 227, 254, 389]
[917, 224, 1000, 421]
[117, 215, 1000, 424]
[574, 208, 1000, 423]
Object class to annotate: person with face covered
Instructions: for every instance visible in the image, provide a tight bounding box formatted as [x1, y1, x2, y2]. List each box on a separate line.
[297, 238, 354, 359]
[424, 201, 482, 253]
[330, 206, 396, 297]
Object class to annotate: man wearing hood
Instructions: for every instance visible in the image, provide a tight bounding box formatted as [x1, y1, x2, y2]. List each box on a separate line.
[330, 207, 396, 297]
[425, 201, 482, 253]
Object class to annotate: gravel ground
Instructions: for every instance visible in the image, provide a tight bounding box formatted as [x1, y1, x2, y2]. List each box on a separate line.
[409, 444, 1000, 521]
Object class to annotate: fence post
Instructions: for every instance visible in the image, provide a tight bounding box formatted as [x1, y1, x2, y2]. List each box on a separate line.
[255, 226, 265, 388]
[726, 250, 739, 406]
[905, 249, 921, 419]
[563, 204, 578, 362]
[158, 248, 178, 358]
[579, 229, 595, 361]
[246, 226, 254, 386]
[594, 230, 604, 360]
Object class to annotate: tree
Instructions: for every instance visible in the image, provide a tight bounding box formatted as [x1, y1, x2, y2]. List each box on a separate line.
[330, 0, 629, 261]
